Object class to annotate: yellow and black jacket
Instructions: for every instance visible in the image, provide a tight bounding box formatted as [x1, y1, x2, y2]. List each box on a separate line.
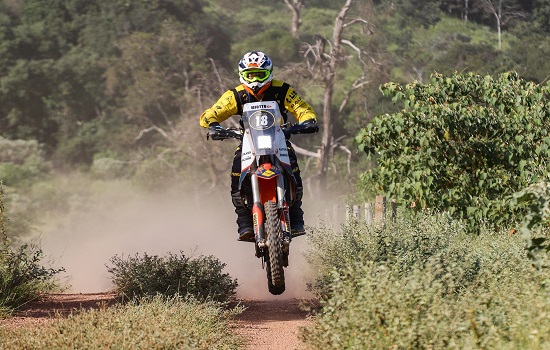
[199, 80, 316, 128]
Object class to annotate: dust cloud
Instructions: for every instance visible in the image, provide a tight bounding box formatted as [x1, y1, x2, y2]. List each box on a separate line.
[38, 187, 332, 300]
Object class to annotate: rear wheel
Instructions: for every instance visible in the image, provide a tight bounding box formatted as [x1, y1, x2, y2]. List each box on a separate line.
[264, 201, 285, 295]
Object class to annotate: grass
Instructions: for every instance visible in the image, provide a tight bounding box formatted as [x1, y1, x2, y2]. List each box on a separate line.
[0, 295, 244, 350]
[302, 211, 550, 349]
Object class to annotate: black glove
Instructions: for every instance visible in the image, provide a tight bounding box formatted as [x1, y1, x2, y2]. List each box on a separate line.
[296, 119, 319, 134]
[208, 122, 222, 132]
[207, 122, 224, 140]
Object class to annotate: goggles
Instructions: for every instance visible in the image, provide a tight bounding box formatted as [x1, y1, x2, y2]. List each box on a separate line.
[240, 69, 271, 83]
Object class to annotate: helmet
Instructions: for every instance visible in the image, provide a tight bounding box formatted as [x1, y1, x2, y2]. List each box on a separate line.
[238, 51, 273, 95]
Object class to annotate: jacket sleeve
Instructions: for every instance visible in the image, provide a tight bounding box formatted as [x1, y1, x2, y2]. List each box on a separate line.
[283, 85, 316, 124]
[199, 90, 239, 128]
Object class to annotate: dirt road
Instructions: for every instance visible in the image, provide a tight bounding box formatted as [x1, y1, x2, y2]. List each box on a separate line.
[0, 294, 312, 349]
[235, 299, 312, 350]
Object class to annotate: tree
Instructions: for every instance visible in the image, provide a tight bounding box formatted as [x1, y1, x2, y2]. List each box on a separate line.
[283, 0, 304, 39]
[356, 71, 550, 232]
[303, 0, 370, 186]
[481, 0, 525, 50]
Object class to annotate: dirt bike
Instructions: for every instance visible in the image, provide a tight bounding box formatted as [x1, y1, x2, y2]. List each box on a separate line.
[207, 101, 311, 295]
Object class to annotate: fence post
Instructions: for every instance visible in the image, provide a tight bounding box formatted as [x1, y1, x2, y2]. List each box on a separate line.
[375, 196, 386, 223]
[352, 205, 360, 221]
[364, 202, 373, 226]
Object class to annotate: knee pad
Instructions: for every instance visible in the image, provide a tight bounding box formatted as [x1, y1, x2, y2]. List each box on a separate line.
[231, 192, 244, 208]
[295, 187, 303, 202]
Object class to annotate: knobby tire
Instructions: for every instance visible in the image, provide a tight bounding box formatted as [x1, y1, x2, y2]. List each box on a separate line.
[264, 201, 285, 295]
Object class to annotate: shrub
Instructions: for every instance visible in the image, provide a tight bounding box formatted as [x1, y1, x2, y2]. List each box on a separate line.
[0, 184, 65, 317]
[0, 244, 66, 317]
[0, 295, 244, 350]
[107, 252, 238, 303]
[303, 211, 550, 349]
[303, 260, 550, 349]
[305, 212, 477, 298]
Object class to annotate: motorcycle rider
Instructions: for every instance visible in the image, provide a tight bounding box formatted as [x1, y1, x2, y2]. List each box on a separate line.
[199, 51, 318, 241]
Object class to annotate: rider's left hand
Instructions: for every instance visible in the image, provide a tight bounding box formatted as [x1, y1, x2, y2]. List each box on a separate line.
[299, 119, 319, 134]
[208, 122, 223, 132]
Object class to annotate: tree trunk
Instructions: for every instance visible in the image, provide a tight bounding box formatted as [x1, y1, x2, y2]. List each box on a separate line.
[283, 0, 303, 39]
[318, 79, 334, 180]
[316, 0, 352, 184]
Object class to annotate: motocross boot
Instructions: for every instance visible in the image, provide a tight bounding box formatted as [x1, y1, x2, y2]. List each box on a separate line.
[289, 187, 305, 236]
[231, 192, 254, 241]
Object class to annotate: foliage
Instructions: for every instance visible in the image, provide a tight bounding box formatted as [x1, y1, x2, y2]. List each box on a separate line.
[0, 0, 227, 165]
[405, 17, 515, 78]
[230, 28, 301, 65]
[0, 244, 65, 317]
[356, 71, 550, 232]
[107, 252, 238, 303]
[391, 0, 445, 28]
[513, 179, 550, 269]
[0, 295, 244, 350]
[507, 23, 550, 83]
[107, 20, 208, 128]
[0, 183, 6, 247]
[533, 0, 550, 34]
[3, 0, 550, 235]
[303, 211, 550, 349]
[0, 137, 51, 187]
[0, 183, 65, 317]
[0, 137, 53, 240]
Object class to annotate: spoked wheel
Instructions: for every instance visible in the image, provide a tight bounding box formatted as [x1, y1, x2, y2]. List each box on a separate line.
[264, 201, 285, 295]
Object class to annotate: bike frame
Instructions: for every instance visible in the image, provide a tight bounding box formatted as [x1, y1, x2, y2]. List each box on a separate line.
[239, 102, 296, 246]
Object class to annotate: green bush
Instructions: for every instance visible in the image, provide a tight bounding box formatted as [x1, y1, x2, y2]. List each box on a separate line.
[0, 184, 65, 317]
[0, 295, 244, 350]
[356, 71, 550, 232]
[107, 252, 238, 303]
[0, 244, 65, 317]
[303, 212, 550, 349]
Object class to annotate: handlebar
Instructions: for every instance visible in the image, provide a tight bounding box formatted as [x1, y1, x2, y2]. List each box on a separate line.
[207, 128, 243, 141]
[207, 122, 318, 141]
[283, 122, 319, 135]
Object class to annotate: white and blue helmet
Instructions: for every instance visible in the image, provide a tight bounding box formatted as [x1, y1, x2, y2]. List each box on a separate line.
[238, 51, 273, 94]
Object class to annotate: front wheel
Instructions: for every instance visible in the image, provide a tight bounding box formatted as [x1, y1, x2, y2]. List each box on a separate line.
[264, 201, 285, 295]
